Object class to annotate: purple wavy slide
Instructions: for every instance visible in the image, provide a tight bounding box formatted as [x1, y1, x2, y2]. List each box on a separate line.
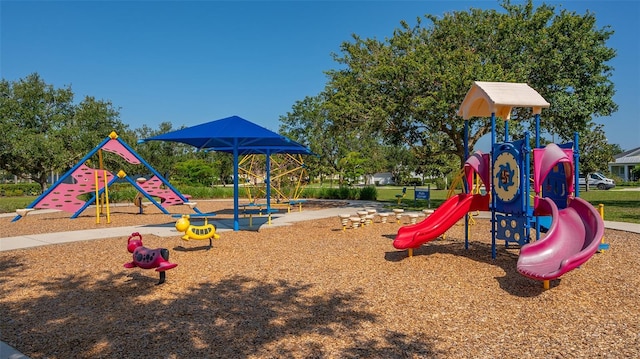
[517, 196, 604, 281]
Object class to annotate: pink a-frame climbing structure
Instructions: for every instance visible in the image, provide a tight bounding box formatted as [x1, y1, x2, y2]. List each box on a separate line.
[12, 132, 201, 221]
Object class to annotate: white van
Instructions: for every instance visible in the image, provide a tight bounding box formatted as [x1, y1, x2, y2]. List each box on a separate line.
[578, 172, 616, 190]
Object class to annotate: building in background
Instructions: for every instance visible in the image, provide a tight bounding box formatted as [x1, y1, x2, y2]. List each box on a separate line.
[609, 147, 640, 182]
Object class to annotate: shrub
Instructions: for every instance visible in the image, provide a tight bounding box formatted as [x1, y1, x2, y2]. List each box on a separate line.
[177, 185, 234, 199]
[105, 187, 138, 203]
[359, 185, 377, 200]
[434, 178, 447, 191]
[337, 186, 353, 199]
[404, 178, 423, 186]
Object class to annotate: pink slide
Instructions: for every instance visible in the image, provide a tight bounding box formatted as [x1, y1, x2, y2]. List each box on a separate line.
[393, 193, 490, 250]
[517, 197, 604, 281]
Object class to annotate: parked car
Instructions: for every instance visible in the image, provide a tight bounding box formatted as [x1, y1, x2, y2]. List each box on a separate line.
[578, 172, 616, 190]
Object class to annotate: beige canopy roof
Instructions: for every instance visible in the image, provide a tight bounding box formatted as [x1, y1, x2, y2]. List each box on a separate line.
[457, 81, 550, 120]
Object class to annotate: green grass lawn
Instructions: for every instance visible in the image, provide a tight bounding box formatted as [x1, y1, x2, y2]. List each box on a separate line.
[2, 186, 638, 224]
[0, 196, 36, 214]
[579, 189, 640, 223]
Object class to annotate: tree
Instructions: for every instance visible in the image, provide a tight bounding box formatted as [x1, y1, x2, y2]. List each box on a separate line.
[172, 158, 215, 186]
[381, 145, 415, 185]
[322, 0, 617, 171]
[209, 151, 234, 186]
[279, 95, 335, 183]
[338, 151, 366, 185]
[280, 94, 405, 186]
[61, 96, 131, 174]
[0, 73, 127, 191]
[134, 122, 192, 179]
[632, 165, 640, 182]
[280, 95, 371, 185]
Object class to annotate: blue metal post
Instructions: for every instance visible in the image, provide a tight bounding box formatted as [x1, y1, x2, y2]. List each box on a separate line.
[491, 115, 496, 145]
[233, 139, 240, 231]
[491, 113, 497, 260]
[524, 131, 531, 243]
[265, 151, 272, 215]
[504, 120, 509, 143]
[464, 120, 469, 250]
[535, 114, 541, 149]
[463, 120, 469, 193]
[535, 113, 541, 240]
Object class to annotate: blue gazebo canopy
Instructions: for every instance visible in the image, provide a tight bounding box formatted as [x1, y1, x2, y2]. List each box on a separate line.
[140, 115, 313, 230]
[140, 115, 312, 155]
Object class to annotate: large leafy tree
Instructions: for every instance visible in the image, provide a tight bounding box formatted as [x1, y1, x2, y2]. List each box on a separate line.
[279, 95, 334, 182]
[280, 95, 364, 185]
[280, 94, 399, 186]
[0, 73, 127, 191]
[60, 96, 131, 172]
[323, 0, 617, 170]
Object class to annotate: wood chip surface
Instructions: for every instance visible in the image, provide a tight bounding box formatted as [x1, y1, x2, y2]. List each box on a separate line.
[1, 200, 638, 358]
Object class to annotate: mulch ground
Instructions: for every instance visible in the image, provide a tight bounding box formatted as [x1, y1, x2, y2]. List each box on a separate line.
[1, 200, 639, 358]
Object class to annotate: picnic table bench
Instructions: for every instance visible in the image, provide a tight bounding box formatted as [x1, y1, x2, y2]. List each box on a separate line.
[241, 204, 279, 226]
[243, 199, 307, 214]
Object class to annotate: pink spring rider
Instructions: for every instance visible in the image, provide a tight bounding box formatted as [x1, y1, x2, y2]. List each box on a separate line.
[124, 232, 178, 284]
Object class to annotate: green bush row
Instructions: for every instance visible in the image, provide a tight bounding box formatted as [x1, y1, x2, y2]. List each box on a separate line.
[2, 182, 381, 202]
[177, 185, 235, 199]
[0, 183, 41, 196]
[302, 186, 377, 201]
[77, 185, 237, 203]
[617, 181, 640, 187]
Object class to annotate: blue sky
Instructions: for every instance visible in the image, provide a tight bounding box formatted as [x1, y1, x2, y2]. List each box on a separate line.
[2, 1, 638, 151]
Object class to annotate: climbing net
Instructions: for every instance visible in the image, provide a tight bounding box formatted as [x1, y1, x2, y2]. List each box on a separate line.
[239, 153, 308, 204]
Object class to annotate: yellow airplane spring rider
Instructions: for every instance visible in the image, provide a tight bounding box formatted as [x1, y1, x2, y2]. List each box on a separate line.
[175, 215, 220, 249]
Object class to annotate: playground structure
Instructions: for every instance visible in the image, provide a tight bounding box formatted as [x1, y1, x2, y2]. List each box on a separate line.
[123, 232, 178, 285]
[12, 132, 201, 222]
[239, 152, 308, 211]
[394, 81, 605, 289]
